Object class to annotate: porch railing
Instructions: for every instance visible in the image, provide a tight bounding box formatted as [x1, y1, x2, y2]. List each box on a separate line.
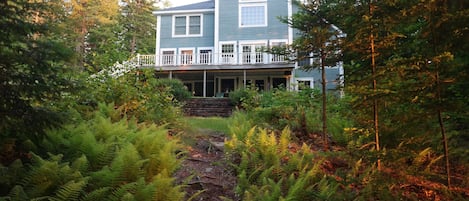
[136, 52, 290, 67]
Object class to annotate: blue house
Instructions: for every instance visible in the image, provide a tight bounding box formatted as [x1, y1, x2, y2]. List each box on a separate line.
[146, 0, 343, 97]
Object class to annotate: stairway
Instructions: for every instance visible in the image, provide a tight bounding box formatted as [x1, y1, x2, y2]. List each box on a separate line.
[183, 98, 234, 117]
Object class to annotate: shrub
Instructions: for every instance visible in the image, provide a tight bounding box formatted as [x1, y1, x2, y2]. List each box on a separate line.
[85, 69, 187, 125]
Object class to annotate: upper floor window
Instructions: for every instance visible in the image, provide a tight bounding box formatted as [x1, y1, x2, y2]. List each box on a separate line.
[173, 15, 202, 37]
[239, 3, 267, 27]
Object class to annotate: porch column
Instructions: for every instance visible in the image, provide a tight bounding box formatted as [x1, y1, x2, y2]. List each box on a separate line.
[203, 70, 207, 97]
[169, 71, 172, 79]
[243, 69, 247, 89]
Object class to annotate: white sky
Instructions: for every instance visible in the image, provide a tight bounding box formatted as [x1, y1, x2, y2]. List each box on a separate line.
[168, 0, 207, 7]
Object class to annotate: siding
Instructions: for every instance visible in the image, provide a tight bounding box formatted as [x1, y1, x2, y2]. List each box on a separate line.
[295, 68, 343, 90]
[218, 0, 289, 41]
[159, 13, 215, 48]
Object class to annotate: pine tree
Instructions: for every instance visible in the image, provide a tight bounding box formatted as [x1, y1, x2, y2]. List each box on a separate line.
[281, 0, 343, 151]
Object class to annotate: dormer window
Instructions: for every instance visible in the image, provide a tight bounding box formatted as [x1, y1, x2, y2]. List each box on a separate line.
[239, 3, 267, 27]
[173, 15, 203, 37]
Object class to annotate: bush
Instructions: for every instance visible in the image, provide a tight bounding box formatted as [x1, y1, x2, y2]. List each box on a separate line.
[84, 69, 187, 125]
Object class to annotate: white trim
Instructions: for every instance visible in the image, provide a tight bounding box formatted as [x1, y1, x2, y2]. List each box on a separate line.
[296, 77, 315, 90]
[172, 14, 203, 37]
[269, 39, 288, 47]
[160, 48, 177, 66]
[197, 47, 214, 64]
[155, 15, 161, 66]
[239, 40, 268, 64]
[239, 3, 268, 28]
[178, 47, 196, 65]
[153, 9, 214, 15]
[219, 41, 238, 64]
[214, 0, 220, 64]
[287, 0, 293, 44]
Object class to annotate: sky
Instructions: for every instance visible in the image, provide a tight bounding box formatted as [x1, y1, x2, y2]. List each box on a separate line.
[168, 0, 207, 7]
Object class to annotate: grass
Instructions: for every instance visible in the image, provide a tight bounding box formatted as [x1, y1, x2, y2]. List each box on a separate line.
[183, 116, 231, 135]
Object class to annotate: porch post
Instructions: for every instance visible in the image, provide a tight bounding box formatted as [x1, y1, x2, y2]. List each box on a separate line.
[203, 70, 207, 97]
[243, 69, 246, 89]
[169, 71, 172, 79]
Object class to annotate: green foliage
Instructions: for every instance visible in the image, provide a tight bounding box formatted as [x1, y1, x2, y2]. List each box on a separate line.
[229, 88, 351, 144]
[0, 0, 74, 142]
[83, 69, 188, 126]
[226, 127, 354, 200]
[0, 107, 184, 200]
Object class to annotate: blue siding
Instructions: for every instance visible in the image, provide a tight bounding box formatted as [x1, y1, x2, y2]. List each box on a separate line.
[218, 0, 289, 41]
[159, 13, 215, 48]
[295, 68, 342, 90]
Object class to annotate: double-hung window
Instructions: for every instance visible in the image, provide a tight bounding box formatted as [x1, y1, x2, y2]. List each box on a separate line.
[239, 3, 267, 27]
[173, 15, 202, 37]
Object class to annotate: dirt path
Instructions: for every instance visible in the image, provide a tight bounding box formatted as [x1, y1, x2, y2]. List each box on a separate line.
[174, 129, 238, 201]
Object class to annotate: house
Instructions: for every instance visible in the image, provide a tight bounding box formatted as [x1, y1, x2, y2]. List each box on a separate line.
[147, 0, 343, 97]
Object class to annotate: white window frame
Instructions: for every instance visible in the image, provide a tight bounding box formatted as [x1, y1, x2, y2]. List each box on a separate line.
[269, 39, 289, 62]
[296, 78, 314, 90]
[239, 40, 267, 64]
[219, 41, 238, 64]
[178, 48, 195, 65]
[239, 3, 268, 28]
[172, 14, 203, 37]
[160, 48, 176, 66]
[197, 47, 214, 64]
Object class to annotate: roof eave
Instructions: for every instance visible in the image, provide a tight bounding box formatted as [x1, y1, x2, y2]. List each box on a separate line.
[153, 9, 214, 15]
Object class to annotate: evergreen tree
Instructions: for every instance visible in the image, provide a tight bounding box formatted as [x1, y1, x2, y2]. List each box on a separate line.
[0, 0, 73, 163]
[281, 0, 343, 150]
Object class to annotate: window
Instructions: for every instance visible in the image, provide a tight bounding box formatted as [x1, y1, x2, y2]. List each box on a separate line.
[180, 49, 194, 65]
[173, 15, 202, 37]
[221, 44, 235, 64]
[239, 3, 267, 27]
[240, 43, 266, 64]
[161, 50, 175, 65]
[270, 40, 288, 62]
[297, 79, 313, 90]
[199, 49, 212, 64]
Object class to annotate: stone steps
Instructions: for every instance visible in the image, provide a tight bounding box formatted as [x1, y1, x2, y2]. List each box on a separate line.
[183, 98, 234, 117]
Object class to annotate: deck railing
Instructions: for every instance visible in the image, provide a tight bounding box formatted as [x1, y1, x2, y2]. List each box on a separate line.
[136, 52, 290, 67]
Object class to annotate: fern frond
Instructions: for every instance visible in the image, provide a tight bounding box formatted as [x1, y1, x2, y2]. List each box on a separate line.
[6, 185, 29, 201]
[81, 187, 111, 201]
[52, 178, 88, 201]
[108, 181, 138, 201]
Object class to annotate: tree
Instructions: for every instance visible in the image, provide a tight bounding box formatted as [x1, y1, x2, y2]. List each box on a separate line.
[0, 0, 74, 163]
[61, 0, 119, 71]
[281, 0, 342, 151]
[120, 0, 157, 55]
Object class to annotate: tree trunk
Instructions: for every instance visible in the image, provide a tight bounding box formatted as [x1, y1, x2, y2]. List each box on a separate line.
[369, 0, 381, 171]
[321, 50, 328, 151]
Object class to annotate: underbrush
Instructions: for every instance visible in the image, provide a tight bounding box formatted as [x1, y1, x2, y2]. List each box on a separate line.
[0, 103, 184, 200]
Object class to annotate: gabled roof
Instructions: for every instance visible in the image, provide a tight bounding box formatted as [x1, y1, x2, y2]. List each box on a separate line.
[153, 0, 214, 15]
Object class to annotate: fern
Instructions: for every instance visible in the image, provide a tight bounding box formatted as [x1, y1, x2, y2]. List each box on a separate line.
[51, 179, 88, 201]
[81, 187, 111, 201]
[5, 185, 29, 201]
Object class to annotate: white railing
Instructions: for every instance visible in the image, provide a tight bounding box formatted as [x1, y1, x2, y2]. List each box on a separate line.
[135, 52, 290, 66]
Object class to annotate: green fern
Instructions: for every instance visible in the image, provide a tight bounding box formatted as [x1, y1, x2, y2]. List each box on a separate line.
[81, 187, 111, 201]
[4, 185, 29, 201]
[51, 179, 88, 201]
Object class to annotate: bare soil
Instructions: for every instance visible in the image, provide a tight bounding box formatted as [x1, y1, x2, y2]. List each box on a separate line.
[174, 130, 238, 201]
